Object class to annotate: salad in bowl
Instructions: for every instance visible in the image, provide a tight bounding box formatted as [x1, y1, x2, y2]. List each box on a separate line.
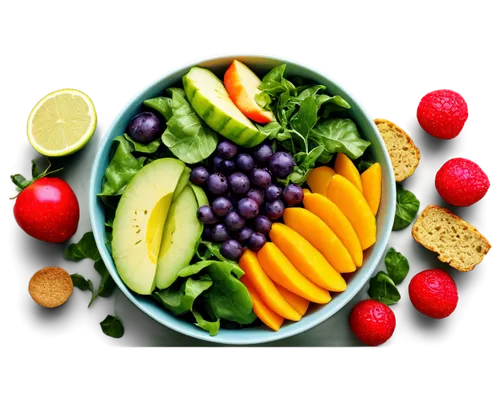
[90, 55, 396, 344]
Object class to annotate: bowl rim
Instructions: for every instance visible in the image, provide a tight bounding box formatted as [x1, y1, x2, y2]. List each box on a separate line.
[89, 53, 396, 345]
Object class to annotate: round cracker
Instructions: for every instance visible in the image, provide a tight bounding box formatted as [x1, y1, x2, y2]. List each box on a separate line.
[29, 267, 73, 308]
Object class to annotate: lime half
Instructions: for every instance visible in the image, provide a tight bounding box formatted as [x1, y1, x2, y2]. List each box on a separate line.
[27, 89, 97, 157]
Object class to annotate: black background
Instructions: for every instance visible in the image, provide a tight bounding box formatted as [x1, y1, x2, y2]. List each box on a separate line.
[11, 47, 498, 351]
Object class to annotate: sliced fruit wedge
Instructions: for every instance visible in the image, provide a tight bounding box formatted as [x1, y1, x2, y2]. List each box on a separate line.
[27, 89, 97, 157]
[361, 163, 382, 215]
[275, 284, 309, 316]
[306, 166, 336, 196]
[334, 153, 363, 192]
[224, 60, 275, 124]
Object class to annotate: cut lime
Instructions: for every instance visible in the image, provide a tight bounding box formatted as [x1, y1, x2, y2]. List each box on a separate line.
[27, 89, 97, 157]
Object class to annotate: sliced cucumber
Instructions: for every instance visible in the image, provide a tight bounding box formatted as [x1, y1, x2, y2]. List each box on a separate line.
[183, 67, 267, 147]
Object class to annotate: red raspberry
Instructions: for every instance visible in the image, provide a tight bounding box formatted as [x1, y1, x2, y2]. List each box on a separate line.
[409, 269, 458, 319]
[349, 299, 396, 346]
[435, 158, 490, 206]
[417, 89, 468, 139]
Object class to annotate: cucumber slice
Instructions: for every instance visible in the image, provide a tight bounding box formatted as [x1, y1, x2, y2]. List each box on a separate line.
[183, 67, 267, 147]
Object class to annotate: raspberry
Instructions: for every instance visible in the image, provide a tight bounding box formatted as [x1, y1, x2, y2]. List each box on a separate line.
[349, 299, 396, 346]
[435, 158, 490, 206]
[417, 89, 468, 139]
[409, 269, 458, 319]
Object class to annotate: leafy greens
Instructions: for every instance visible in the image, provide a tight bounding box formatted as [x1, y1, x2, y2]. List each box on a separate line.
[256, 64, 370, 184]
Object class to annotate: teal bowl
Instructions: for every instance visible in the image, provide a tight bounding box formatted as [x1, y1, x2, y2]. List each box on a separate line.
[89, 55, 396, 345]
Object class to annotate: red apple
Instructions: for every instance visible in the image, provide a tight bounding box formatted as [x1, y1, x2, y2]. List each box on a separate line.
[13, 177, 79, 243]
[224, 60, 275, 124]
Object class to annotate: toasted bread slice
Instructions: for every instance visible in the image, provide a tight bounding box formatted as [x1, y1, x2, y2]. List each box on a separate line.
[374, 118, 420, 182]
[29, 266, 73, 308]
[412, 205, 491, 271]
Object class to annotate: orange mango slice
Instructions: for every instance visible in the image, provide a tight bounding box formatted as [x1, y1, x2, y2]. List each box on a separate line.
[258, 243, 331, 304]
[306, 166, 336, 196]
[275, 284, 309, 316]
[283, 207, 356, 273]
[326, 174, 376, 250]
[303, 189, 363, 267]
[269, 223, 347, 292]
[240, 275, 284, 331]
[239, 250, 301, 321]
[361, 163, 382, 216]
[334, 153, 363, 192]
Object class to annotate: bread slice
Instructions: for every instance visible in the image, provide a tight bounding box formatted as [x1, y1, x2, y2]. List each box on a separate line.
[29, 266, 73, 308]
[374, 118, 420, 182]
[412, 205, 491, 271]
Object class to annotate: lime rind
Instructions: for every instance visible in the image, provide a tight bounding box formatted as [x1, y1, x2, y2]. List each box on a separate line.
[27, 88, 97, 157]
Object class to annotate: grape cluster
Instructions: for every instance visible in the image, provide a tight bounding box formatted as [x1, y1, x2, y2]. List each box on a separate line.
[191, 140, 304, 261]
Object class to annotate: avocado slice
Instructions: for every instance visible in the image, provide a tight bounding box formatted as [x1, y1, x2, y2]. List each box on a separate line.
[183, 67, 267, 147]
[155, 184, 207, 289]
[111, 158, 185, 295]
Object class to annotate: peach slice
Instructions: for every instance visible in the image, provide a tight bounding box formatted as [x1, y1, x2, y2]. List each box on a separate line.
[361, 163, 382, 215]
[275, 284, 310, 316]
[224, 60, 275, 124]
[334, 153, 363, 192]
[306, 166, 336, 196]
[326, 174, 376, 250]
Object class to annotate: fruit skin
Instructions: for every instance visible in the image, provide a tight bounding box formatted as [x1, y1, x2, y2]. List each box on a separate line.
[349, 299, 396, 346]
[224, 60, 275, 124]
[14, 177, 79, 243]
[417, 89, 468, 139]
[183, 67, 265, 147]
[408, 269, 458, 319]
[435, 158, 490, 207]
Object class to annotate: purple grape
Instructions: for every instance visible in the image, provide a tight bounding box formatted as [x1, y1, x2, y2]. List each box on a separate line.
[233, 226, 254, 244]
[127, 112, 162, 143]
[247, 232, 267, 252]
[222, 160, 237, 175]
[211, 197, 232, 217]
[217, 140, 238, 159]
[202, 225, 213, 240]
[235, 153, 255, 173]
[264, 184, 282, 201]
[190, 166, 209, 185]
[220, 239, 243, 261]
[224, 211, 245, 231]
[269, 151, 294, 179]
[237, 198, 259, 219]
[207, 173, 228, 195]
[213, 155, 224, 171]
[247, 188, 264, 207]
[228, 172, 250, 195]
[253, 143, 273, 166]
[211, 223, 229, 242]
[197, 205, 217, 224]
[265, 199, 285, 220]
[250, 168, 272, 188]
[253, 215, 272, 234]
[283, 184, 304, 206]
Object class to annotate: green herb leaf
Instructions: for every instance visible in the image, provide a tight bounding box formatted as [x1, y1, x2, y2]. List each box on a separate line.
[393, 184, 420, 230]
[70, 273, 94, 297]
[257, 122, 282, 139]
[100, 315, 124, 338]
[291, 96, 318, 136]
[254, 92, 272, 110]
[178, 260, 254, 324]
[161, 88, 218, 164]
[192, 309, 220, 336]
[143, 96, 173, 120]
[316, 94, 351, 111]
[153, 275, 213, 315]
[64, 232, 101, 262]
[297, 85, 326, 100]
[309, 118, 371, 159]
[385, 248, 410, 285]
[99, 136, 146, 196]
[123, 134, 161, 154]
[89, 259, 116, 307]
[367, 271, 401, 305]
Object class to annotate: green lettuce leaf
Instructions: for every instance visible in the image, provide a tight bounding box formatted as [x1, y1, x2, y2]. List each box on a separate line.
[64, 232, 101, 262]
[143, 96, 172, 120]
[123, 134, 161, 154]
